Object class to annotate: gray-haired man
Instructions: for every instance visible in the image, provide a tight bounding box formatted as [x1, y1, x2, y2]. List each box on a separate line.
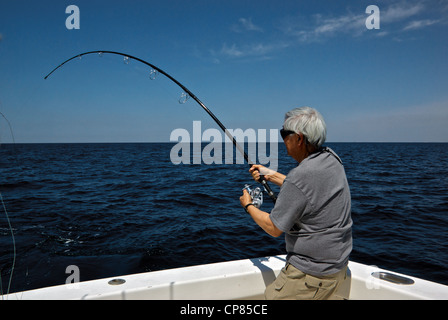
[240, 106, 352, 300]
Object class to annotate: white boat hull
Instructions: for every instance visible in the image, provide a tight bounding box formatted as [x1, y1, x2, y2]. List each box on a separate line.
[3, 255, 447, 300]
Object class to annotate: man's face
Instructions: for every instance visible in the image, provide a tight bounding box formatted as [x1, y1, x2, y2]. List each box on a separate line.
[283, 132, 299, 159]
[283, 132, 307, 163]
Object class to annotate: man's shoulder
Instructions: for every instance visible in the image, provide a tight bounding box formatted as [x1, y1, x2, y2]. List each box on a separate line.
[285, 164, 312, 187]
[286, 148, 343, 184]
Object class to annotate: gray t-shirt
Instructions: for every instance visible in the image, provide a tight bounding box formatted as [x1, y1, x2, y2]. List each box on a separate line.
[270, 147, 352, 276]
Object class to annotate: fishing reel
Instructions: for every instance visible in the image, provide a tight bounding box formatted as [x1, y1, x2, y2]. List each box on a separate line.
[242, 184, 263, 208]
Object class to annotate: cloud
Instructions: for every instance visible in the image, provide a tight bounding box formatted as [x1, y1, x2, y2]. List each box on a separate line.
[216, 42, 287, 60]
[210, 17, 288, 62]
[280, 1, 440, 42]
[381, 2, 424, 23]
[231, 18, 263, 33]
[311, 13, 366, 37]
[209, 17, 274, 62]
[209, 1, 445, 62]
[280, 11, 367, 42]
[381, 2, 442, 32]
[403, 19, 441, 31]
[219, 43, 243, 58]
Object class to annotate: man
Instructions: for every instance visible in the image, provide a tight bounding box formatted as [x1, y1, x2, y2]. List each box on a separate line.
[240, 106, 352, 300]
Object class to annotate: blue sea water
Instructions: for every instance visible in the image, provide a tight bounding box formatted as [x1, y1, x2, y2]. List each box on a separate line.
[1, 142, 447, 294]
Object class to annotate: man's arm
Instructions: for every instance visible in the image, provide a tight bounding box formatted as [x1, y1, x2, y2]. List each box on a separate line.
[249, 165, 286, 187]
[247, 205, 283, 238]
[240, 190, 283, 238]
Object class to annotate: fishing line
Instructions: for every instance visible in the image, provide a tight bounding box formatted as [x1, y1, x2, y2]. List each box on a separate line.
[0, 110, 16, 146]
[0, 110, 17, 298]
[0, 192, 15, 298]
[44, 51, 277, 203]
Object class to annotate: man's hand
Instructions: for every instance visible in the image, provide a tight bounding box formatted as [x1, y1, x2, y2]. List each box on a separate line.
[239, 189, 252, 208]
[249, 165, 285, 187]
[239, 189, 283, 238]
[249, 164, 274, 181]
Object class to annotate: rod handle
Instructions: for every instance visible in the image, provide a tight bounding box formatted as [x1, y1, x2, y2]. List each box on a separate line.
[259, 176, 277, 203]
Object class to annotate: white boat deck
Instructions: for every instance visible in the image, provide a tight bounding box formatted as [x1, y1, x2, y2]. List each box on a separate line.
[3, 255, 447, 300]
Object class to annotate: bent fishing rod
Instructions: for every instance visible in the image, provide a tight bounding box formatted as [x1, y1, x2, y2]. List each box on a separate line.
[44, 50, 277, 203]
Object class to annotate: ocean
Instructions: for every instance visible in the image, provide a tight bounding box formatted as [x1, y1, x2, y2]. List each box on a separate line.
[1, 142, 447, 294]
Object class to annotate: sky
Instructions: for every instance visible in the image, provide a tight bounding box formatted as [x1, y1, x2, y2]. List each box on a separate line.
[0, 0, 447, 143]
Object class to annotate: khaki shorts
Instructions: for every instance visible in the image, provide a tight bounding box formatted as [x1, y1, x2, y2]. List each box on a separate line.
[264, 263, 349, 300]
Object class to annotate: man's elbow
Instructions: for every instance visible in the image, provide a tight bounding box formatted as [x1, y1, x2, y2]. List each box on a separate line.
[263, 215, 283, 238]
[270, 228, 283, 238]
[268, 221, 283, 238]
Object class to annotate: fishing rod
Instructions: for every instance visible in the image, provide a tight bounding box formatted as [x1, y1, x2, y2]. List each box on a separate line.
[0, 110, 17, 297]
[44, 50, 277, 203]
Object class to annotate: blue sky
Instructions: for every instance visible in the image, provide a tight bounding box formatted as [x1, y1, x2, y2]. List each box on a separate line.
[0, 0, 447, 143]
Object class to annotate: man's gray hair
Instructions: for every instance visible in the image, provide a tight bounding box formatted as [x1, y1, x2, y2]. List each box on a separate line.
[283, 107, 327, 148]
